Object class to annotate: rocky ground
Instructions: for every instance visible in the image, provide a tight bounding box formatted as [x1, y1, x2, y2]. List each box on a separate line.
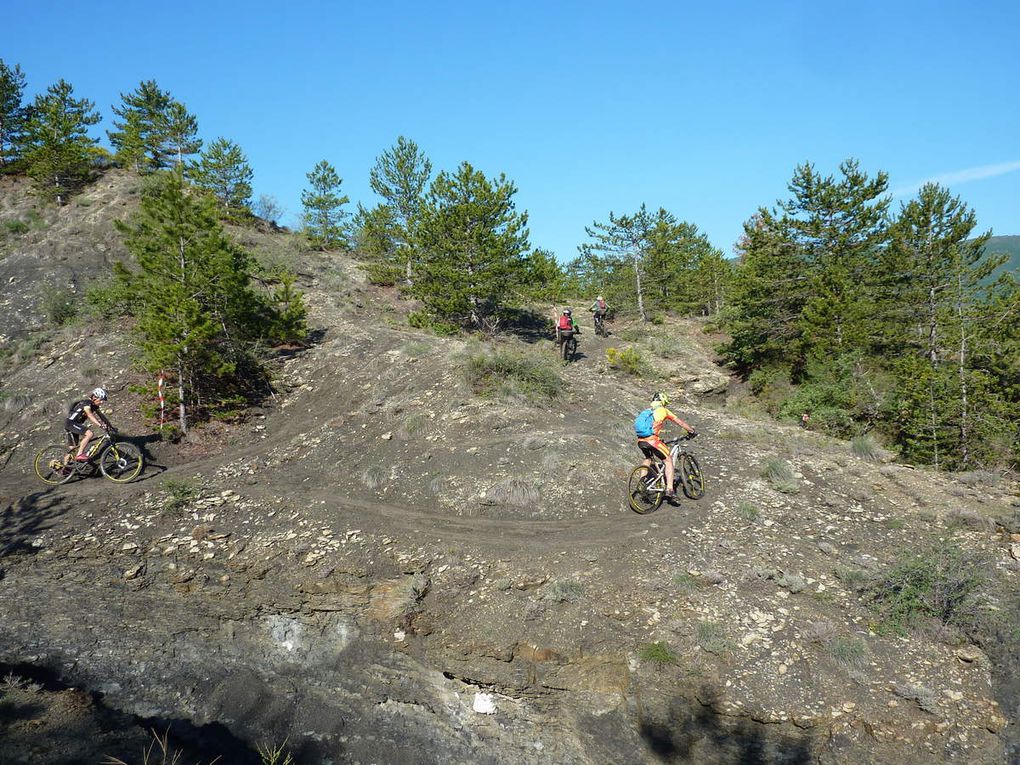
[1, 172, 1018, 764]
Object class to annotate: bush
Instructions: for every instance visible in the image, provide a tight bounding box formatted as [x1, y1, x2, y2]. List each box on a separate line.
[868, 539, 988, 635]
[639, 641, 679, 665]
[161, 478, 197, 514]
[363, 262, 405, 286]
[606, 346, 644, 376]
[408, 310, 459, 336]
[851, 434, 884, 462]
[761, 458, 799, 494]
[465, 348, 560, 401]
[3, 219, 29, 236]
[40, 285, 78, 326]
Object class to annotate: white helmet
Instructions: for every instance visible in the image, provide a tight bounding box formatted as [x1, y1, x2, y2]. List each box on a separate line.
[91, 387, 108, 401]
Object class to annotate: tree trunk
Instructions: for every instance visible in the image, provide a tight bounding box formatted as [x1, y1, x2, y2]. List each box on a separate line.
[177, 359, 187, 434]
[632, 252, 647, 322]
[957, 271, 969, 468]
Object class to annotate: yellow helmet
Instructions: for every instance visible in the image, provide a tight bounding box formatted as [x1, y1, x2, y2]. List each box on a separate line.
[651, 391, 669, 407]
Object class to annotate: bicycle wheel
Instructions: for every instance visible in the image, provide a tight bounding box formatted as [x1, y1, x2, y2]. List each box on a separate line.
[566, 337, 577, 362]
[628, 465, 664, 514]
[34, 444, 76, 485]
[679, 453, 705, 499]
[99, 441, 144, 483]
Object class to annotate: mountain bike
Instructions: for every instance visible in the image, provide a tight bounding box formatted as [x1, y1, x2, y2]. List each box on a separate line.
[593, 313, 608, 337]
[627, 433, 704, 514]
[34, 429, 144, 485]
[560, 331, 579, 362]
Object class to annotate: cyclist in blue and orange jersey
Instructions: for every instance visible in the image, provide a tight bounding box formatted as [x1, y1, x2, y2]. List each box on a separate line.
[634, 391, 697, 500]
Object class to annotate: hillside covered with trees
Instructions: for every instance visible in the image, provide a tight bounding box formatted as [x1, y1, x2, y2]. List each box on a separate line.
[1, 58, 1017, 470]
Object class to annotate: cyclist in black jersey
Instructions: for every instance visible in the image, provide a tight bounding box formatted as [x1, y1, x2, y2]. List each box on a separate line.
[66, 388, 112, 461]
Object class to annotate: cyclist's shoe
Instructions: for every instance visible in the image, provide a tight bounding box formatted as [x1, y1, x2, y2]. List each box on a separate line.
[74, 454, 90, 462]
[664, 489, 676, 500]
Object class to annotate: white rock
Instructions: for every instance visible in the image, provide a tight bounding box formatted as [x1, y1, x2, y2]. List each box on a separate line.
[473, 693, 497, 714]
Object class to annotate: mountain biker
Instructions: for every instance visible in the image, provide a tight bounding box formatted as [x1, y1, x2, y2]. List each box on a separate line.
[634, 391, 697, 500]
[556, 308, 580, 353]
[66, 387, 112, 462]
[589, 295, 608, 329]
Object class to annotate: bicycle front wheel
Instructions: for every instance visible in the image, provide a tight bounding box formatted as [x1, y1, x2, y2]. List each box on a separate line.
[679, 453, 705, 499]
[628, 465, 664, 514]
[99, 442, 144, 483]
[34, 444, 76, 485]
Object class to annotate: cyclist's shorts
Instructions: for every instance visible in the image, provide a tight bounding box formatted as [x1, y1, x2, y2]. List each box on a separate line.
[637, 436, 669, 461]
[65, 420, 87, 436]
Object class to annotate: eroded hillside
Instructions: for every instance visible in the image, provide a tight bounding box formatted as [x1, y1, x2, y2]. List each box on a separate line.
[1, 173, 1018, 764]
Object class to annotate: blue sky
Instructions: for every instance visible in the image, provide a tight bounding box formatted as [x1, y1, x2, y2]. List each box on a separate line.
[7, 0, 1019, 259]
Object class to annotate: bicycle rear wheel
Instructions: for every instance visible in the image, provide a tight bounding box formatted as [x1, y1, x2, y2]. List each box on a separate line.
[99, 441, 144, 483]
[628, 465, 664, 514]
[34, 444, 76, 485]
[679, 453, 705, 499]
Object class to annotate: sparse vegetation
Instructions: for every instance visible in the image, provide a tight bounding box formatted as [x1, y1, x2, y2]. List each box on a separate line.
[3, 218, 30, 235]
[639, 641, 679, 665]
[605, 346, 644, 376]
[893, 683, 938, 714]
[40, 284, 78, 325]
[695, 620, 732, 655]
[257, 740, 295, 765]
[484, 478, 540, 507]
[465, 347, 560, 400]
[868, 538, 988, 635]
[542, 578, 583, 603]
[825, 636, 868, 668]
[160, 478, 197, 514]
[736, 502, 760, 521]
[851, 434, 884, 462]
[361, 465, 386, 490]
[762, 457, 799, 494]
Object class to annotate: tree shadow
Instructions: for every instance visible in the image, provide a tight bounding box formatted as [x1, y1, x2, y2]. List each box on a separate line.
[639, 687, 814, 764]
[499, 307, 554, 345]
[0, 490, 68, 558]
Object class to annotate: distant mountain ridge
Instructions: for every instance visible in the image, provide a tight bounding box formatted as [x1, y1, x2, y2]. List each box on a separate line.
[983, 234, 1020, 276]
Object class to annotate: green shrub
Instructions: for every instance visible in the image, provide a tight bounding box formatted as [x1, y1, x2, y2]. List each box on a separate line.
[761, 458, 799, 494]
[696, 620, 732, 655]
[363, 262, 405, 286]
[606, 346, 644, 376]
[825, 636, 868, 668]
[542, 579, 583, 603]
[851, 434, 884, 462]
[868, 539, 988, 635]
[40, 285, 78, 326]
[3, 219, 29, 236]
[161, 478, 197, 514]
[639, 641, 679, 665]
[465, 348, 561, 401]
[408, 310, 459, 336]
[737, 502, 760, 521]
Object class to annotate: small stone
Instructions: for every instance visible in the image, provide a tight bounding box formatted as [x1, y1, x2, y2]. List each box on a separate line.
[381, 432, 393, 440]
[473, 693, 497, 714]
[778, 664, 788, 675]
[123, 563, 145, 580]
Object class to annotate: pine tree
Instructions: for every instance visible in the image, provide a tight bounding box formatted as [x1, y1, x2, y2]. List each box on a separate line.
[579, 205, 656, 321]
[193, 137, 254, 218]
[412, 161, 530, 331]
[0, 59, 28, 170]
[113, 169, 279, 432]
[23, 79, 101, 203]
[781, 160, 890, 361]
[366, 136, 432, 281]
[301, 160, 349, 250]
[108, 80, 172, 171]
[159, 100, 201, 168]
[722, 210, 809, 373]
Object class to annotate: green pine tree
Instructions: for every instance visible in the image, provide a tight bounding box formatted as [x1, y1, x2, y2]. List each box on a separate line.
[412, 161, 530, 331]
[0, 59, 28, 170]
[301, 160, 349, 250]
[366, 136, 432, 281]
[108, 80, 173, 171]
[23, 79, 101, 203]
[159, 100, 202, 168]
[113, 169, 276, 432]
[193, 137, 254, 218]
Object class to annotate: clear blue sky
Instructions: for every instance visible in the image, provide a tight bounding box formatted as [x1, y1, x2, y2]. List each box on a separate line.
[7, 0, 1019, 259]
